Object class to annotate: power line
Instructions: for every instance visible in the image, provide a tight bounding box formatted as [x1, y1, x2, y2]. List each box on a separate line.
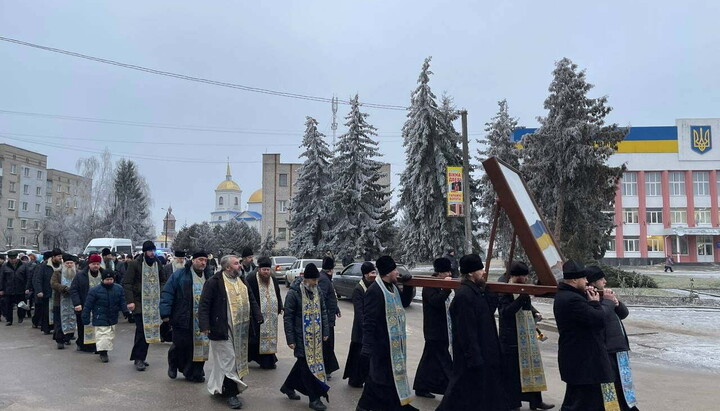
[0, 36, 408, 111]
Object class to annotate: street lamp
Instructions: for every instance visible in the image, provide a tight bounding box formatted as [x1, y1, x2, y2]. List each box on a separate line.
[161, 207, 169, 249]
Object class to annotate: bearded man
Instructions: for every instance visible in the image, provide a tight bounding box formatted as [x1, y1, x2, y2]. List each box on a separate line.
[51, 254, 79, 350]
[247, 256, 283, 369]
[34, 250, 62, 334]
[70, 253, 105, 353]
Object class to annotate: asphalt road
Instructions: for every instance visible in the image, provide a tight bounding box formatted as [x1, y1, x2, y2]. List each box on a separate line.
[0, 290, 717, 410]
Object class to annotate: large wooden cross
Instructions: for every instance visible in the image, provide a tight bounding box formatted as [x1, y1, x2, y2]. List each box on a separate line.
[401, 157, 563, 296]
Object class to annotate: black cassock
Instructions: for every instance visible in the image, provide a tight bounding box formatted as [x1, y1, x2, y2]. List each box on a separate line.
[343, 277, 372, 387]
[437, 279, 507, 411]
[247, 273, 283, 369]
[413, 284, 452, 395]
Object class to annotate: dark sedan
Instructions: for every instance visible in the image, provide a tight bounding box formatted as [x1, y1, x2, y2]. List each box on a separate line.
[333, 262, 415, 307]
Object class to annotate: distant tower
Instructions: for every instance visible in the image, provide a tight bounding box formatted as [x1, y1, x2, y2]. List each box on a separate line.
[210, 159, 242, 227]
[331, 95, 339, 149]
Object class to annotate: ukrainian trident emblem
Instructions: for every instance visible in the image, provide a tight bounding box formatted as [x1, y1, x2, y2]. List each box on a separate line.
[691, 126, 712, 154]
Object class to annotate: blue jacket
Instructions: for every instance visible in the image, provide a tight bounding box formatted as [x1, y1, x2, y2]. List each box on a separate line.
[82, 283, 129, 326]
[159, 263, 212, 329]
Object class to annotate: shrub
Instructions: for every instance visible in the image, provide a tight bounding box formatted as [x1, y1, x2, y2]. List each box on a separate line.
[600, 264, 657, 288]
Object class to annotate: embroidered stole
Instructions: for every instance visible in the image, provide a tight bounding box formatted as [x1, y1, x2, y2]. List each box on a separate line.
[83, 273, 102, 344]
[48, 261, 59, 326]
[60, 269, 77, 334]
[375, 276, 413, 405]
[192, 272, 209, 361]
[616, 351, 637, 408]
[141, 261, 162, 343]
[258, 279, 278, 355]
[301, 284, 328, 388]
[223, 274, 250, 379]
[515, 295, 547, 392]
[601, 382, 621, 411]
[445, 289, 454, 359]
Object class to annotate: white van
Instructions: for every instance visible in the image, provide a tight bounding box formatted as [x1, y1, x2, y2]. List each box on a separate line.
[83, 238, 134, 255]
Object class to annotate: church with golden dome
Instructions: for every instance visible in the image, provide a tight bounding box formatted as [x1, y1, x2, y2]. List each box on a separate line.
[209, 162, 262, 231]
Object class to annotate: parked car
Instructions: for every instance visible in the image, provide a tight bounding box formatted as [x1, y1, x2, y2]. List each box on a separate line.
[270, 256, 297, 283]
[4, 248, 41, 256]
[83, 238, 134, 256]
[333, 262, 415, 307]
[284, 259, 323, 287]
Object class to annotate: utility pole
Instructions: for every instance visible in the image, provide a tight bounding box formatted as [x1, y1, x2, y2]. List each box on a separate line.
[460, 110, 472, 254]
[331, 95, 338, 150]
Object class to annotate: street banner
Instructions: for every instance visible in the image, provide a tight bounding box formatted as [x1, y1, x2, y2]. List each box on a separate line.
[447, 166, 464, 217]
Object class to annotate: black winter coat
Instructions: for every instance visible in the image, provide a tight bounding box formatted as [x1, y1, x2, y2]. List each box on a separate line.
[283, 280, 329, 358]
[69, 269, 104, 307]
[247, 272, 283, 315]
[33, 262, 57, 301]
[159, 264, 213, 330]
[421, 285, 453, 343]
[361, 279, 415, 386]
[318, 270, 340, 326]
[553, 282, 614, 385]
[82, 283, 129, 326]
[198, 272, 263, 341]
[600, 298, 630, 353]
[0, 261, 26, 295]
[350, 277, 372, 343]
[498, 293, 539, 349]
[122, 256, 166, 315]
[24, 261, 38, 293]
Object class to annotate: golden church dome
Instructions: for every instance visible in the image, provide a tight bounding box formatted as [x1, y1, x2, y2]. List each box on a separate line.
[247, 189, 262, 203]
[216, 161, 241, 192]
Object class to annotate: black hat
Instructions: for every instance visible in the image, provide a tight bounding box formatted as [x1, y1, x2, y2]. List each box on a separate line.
[257, 257, 272, 268]
[62, 253, 75, 263]
[51, 248, 63, 257]
[7, 250, 18, 258]
[361, 262, 376, 275]
[101, 248, 112, 256]
[241, 247, 253, 258]
[43, 251, 52, 260]
[376, 256, 397, 276]
[101, 270, 114, 280]
[509, 261, 530, 276]
[322, 256, 335, 270]
[174, 250, 186, 258]
[142, 241, 156, 252]
[585, 266, 605, 283]
[433, 257, 452, 273]
[562, 260, 587, 280]
[303, 263, 320, 279]
[460, 254, 484, 275]
[192, 251, 208, 259]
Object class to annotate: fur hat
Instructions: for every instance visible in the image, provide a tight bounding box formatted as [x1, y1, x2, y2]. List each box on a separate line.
[192, 251, 208, 259]
[101, 248, 112, 256]
[174, 250, 186, 258]
[322, 256, 335, 270]
[257, 257, 272, 268]
[62, 253, 75, 263]
[241, 247, 253, 258]
[509, 261, 530, 276]
[585, 266, 605, 283]
[51, 248, 63, 257]
[361, 261, 376, 275]
[142, 241, 156, 252]
[303, 263, 319, 279]
[376, 256, 397, 276]
[101, 270, 114, 280]
[460, 254, 484, 275]
[433, 257, 452, 273]
[562, 260, 587, 280]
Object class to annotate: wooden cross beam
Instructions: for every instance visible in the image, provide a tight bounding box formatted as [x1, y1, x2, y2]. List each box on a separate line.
[402, 275, 557, 296]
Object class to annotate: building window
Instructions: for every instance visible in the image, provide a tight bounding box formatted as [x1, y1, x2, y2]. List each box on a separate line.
[622, 208, 639, 224]
[278, 173, 288, 187]
[22, 202, 28, 211]
[647, 236, 664, 252]
[670, 235, 688, 254]
[7, 200, 15, 210]
[670, 209, 687, 225]
[6, 218, 13, 228]
[74, 198, 78, 209]
[10, 164, 16, 174]
[57, 184, 61, 193]
[34, 221, 39, 230]
[278, 200, 288, 213]
[20, 219, 27, 230]
[646, 209, 663, 224]
[36, 187, 42, 196]
[20, 236, 26, 246]
[645, 172, 661, 196]
[277, 227, 287, 240]
[695, 208, 711, 225]
[697, 235, 713, 256]
[623, 237, 640, 252]
[9, 182, 15, 192]
[693, 171, 710, 196]
[37, 170, 42, 180]
[23, 167, 29, 177]
[606, 238, 616, 251]
[219, 197, 224, 206]
[23, 184, 29, 195]
[218, 216, 223, 221]
[669, 172, 685, 196]
[45, 208, 50, 217]
[66, 186, 70, 194]
[35, 204, 40, 213]
[234, 197, 239, 206]
[621, 172, 637, 196]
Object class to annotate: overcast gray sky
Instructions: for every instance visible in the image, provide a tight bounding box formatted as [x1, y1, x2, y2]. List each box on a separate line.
[2, 1, 718, 232]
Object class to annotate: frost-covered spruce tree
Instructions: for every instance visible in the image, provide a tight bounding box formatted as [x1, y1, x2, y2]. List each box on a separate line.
[105, 159, 154, 244]
[327, 94, 392, 261]
[398, 57, 465, 264]
[477, 99, 520, 258]
[522, 58, 625, 261]
[287, 117, 333, 258]
[259, 229, 277, 257]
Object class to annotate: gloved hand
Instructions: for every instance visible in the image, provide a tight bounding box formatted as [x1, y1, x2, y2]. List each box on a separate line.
[399, 272, 413, 283]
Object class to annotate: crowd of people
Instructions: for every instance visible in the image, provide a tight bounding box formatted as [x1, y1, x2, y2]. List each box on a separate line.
[0, 240, 638, 411]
